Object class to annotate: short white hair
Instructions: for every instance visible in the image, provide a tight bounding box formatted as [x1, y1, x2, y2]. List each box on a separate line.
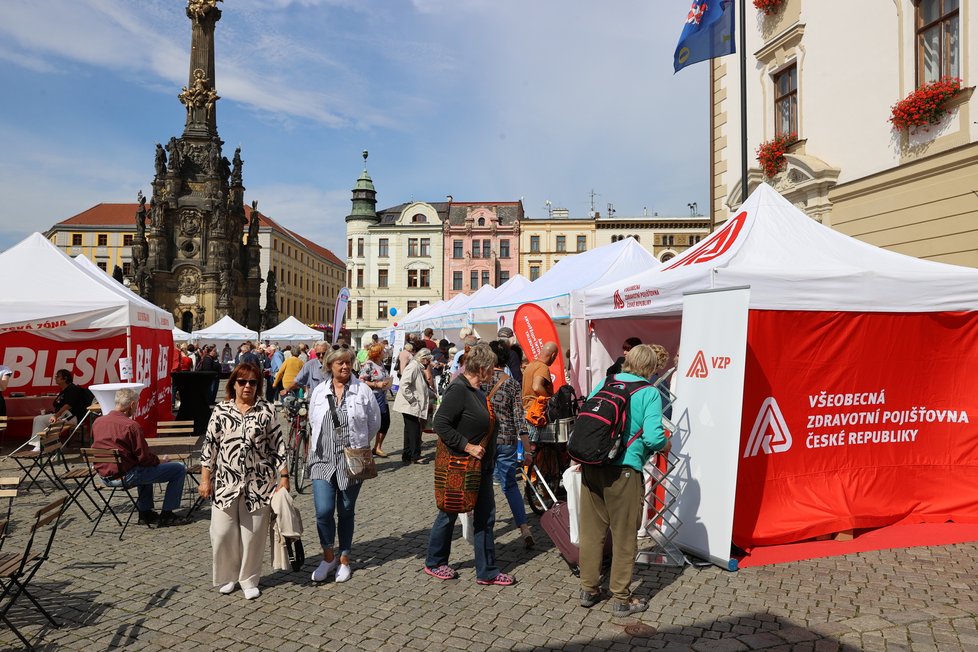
[115, 388, 139, 410]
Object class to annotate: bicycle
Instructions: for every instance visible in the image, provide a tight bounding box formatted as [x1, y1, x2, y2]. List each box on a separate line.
[282, 395, 310, 493]
[522, 394, 583, 515]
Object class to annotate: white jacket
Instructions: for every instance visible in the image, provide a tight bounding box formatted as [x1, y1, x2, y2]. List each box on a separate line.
[391, 360, 431, 419]
[309, 376, 380, 452]
[268, 488, 303, 571]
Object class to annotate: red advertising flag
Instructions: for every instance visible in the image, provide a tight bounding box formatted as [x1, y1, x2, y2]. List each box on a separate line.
[513, 303, 566, 390]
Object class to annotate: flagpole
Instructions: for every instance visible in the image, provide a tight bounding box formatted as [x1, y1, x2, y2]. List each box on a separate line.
[739, 0, 748, 203]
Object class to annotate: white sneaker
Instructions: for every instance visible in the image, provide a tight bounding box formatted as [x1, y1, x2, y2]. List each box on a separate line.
[335, 564, 352, 583]
[311, 558, 338, 582]
[242, 587, 261, 600]
[219, 582, 237, 594]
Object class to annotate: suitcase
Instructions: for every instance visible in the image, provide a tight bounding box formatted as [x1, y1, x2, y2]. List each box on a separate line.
[524, 465, 611, 574]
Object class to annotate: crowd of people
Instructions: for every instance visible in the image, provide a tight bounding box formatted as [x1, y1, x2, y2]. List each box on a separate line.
[13, 325, 672, 619]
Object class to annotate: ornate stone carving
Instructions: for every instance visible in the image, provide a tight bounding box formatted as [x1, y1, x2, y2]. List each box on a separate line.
[178, 69, 220, 120]
[179, 208, 203, 237]
[248, 200, 260, 245]
[194, 305, 206, 330]
[177, 266, 202, 296]
[166, 137, 182, 172]
[135, 191, 147, 241]
[154, 144, 167, 179]
[187, 0, 222, 22]
[231, 147, 243, 185]
[183, 143, 209, 166]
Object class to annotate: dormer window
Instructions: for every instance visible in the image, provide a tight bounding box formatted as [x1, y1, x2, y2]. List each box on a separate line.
[411, 213, 427, 224]
[477, 217, 486, 226]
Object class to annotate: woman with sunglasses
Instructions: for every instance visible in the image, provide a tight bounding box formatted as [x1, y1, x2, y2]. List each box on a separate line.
[307, 346, 380, 583]
[200, 362, 288, 600]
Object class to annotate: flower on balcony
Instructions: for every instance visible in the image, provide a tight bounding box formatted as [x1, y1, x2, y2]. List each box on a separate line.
[754, 0, 785, 16]
[756, 133, 797, 178]
[889, 77, 963, 131]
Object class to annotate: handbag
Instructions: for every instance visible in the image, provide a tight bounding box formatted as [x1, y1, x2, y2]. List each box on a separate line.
[433, 376, 505, 513]
[327, 393, 378, 481]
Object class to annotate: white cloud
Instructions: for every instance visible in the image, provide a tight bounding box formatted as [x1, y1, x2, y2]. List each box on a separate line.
[245, 184, 351, 258]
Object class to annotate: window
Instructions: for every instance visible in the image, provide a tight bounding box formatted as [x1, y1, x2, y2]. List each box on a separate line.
[97, 234, 108, 246]
[357, 238, 364, 257]
[123, 234, 133, 246]
[408, 301, 418, 313]
[378, 301, 388, 320]
[530, 235, 540, 253]
[499, 270, 510, 284]
[420, 300, 430, 306]
[472, 240, 481, 258]
[481, 270, 490, 287]
[411, 213, 427, 223]
[470, 270, 478, 290]
[71, 233, 82, 246]
[347, 269, 352, 287]
[408, 238, 419, 257]
[356, 300, 363, 320]
[378, 269, 388, 288]
[453, 271, 463, 290]
[556, 235, 566, 252]
[347, 238, 353, 257]
[378, 238, 389, 257]
[634, 235, 641, 243]
[499, 239, 510, 258]
[917, 0, 960, 85]
[483, 239, 491, 257]
[477, 217, 486, 226]
[453, 240, 463, 258]
[420, 269, 430, 287]
[420, 238, 430, 257]
[408, 270, 419, 288]
[356, 268, 364, 288]
[577, 235, 586, 252]
[122, 262, 131, 276]
[529, 265, 540, 281]
[663, 235, 675, 246]
[773, 64, 798, 138]
[96, 262, 107, 272]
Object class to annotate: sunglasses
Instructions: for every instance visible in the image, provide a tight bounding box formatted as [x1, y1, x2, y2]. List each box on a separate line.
[235, 378, 259, 387]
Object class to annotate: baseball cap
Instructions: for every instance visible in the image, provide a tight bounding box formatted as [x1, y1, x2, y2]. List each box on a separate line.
[497, 327, 514, 338]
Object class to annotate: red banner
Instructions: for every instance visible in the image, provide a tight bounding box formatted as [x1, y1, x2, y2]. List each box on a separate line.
[129, 326, 174, 434]
[513, 303, 566, 390]
[735, 310, 978, 547]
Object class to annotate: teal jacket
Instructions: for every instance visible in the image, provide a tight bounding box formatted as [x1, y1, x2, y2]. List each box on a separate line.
[587, 372, 666, 472]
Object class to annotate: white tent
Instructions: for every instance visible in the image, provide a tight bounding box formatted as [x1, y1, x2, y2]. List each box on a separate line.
[399, 300, 441, 328]
[172, 326, 192, 342]
[261, 316, 324, 343]
[192, 314, 258, 345]
[470, 238, 660, 329]
[73, 255, 171, 329]
[422, 286, 498, 332]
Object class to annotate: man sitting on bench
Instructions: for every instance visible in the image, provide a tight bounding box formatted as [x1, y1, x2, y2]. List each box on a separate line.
[92, 388, 191, 527]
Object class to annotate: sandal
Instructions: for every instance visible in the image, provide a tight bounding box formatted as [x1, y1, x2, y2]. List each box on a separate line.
[372, 448, 389, 458]
[522, 532, 535, 550]
[611, 596, 648, 619]
[423, 565, 457, 580]
[476, 573, 515, 586]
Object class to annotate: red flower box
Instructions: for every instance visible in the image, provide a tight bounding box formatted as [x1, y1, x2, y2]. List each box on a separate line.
[889, 77, 963, 131]
[754, 0, 785, 15]
[756, 133, 797, 178]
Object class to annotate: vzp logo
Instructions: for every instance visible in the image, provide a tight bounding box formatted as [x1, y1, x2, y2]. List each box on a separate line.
[685, 350, 709, 378]
[613, 290, 625, 310]
[743, 397, 793, 458]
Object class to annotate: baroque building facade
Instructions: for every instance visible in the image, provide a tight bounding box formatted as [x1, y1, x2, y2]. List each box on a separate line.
[443, 202, 523, 300]
[131, 0, 262, 331]
[712, 0, 977, 266]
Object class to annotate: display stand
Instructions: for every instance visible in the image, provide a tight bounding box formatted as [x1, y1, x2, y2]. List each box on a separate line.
[171, 372, 217, 436]
[636, 368, 687, 567]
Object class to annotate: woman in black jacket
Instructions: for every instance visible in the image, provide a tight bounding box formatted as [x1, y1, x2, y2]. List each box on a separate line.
[423, 343, 515, 586]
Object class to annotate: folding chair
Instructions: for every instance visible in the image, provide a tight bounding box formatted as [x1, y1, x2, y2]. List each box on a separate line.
[80, 448, 152, 540]
[62, 403, 101, 450]
[0, 416, 7, 437]
[0, 477, 20, 553]
[0, 496, 67, 651]
[9, 425, 69, 494]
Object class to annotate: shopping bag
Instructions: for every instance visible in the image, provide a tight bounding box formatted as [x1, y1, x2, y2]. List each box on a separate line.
[562, 464, 582, 545]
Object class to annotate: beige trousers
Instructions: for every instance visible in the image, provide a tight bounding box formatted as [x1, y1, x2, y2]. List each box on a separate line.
[579, 465, 643, 602]
[210, 494, 270, 590]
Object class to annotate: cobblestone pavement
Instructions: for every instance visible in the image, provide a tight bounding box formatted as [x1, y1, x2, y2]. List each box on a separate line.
[1, 415, 978, 651]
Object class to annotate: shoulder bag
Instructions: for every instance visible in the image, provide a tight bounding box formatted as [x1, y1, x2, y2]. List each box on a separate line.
[328, 391, 378, 482]
[433, 376, 505, 513]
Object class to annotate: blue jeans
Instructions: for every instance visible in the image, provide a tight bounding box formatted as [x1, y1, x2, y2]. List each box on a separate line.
[425, 469, 499, 581]
[104, 462, 187, 512]
[494, 444, 528, 528]
[312, 477, 362, 554]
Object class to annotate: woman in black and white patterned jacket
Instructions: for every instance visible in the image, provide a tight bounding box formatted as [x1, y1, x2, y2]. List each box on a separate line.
[199, 362, 288, 600]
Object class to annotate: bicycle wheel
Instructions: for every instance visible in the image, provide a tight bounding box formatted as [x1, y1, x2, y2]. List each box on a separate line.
[292, 425, 309, 494]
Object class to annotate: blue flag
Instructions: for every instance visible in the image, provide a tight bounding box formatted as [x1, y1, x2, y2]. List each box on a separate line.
[674, 0, 736, 73]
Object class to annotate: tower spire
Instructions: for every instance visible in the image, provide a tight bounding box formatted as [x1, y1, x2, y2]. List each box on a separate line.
[346, 150, 378, 224]
[180, 0, 223, 137]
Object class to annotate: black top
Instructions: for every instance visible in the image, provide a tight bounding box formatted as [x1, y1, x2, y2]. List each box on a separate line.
[54, 383, 94, 422]
[199, 356, 221, 373]
[433, 376, 496, 472]
[507, 345, 523, 384]
[606, 356, 625, 377]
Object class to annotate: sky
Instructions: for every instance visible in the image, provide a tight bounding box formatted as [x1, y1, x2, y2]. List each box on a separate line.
[0, 0, 710, 258]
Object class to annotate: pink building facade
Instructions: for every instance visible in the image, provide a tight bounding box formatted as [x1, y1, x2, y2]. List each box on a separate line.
[443, 202, 523, 300]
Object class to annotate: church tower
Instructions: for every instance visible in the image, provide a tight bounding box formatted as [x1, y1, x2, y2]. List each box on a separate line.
[131, 0, 262, 332]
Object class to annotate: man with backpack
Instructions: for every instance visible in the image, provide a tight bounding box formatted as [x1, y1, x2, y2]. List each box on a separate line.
[570, 344, 670, 619]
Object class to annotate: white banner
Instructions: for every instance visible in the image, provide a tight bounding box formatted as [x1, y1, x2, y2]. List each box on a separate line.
[671, 287, 750, 570]
[332, 288, 350, 345]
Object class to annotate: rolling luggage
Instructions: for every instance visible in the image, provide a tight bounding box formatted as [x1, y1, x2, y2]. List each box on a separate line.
[524, 465, 611, 574]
